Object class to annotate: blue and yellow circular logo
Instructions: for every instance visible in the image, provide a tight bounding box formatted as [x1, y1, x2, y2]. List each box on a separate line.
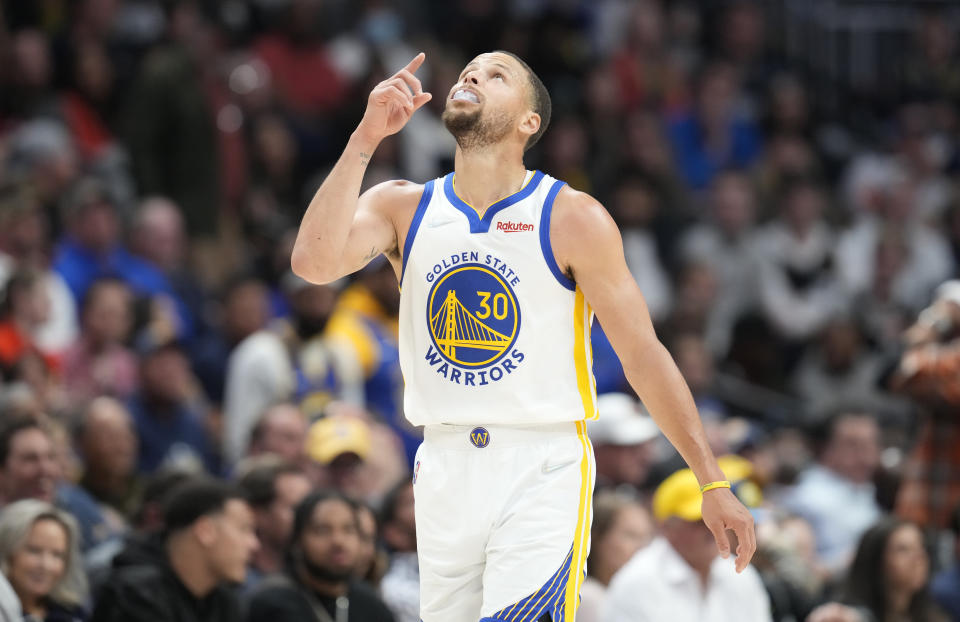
[427, 263, 521, 368]
[469, 427, 490, 448]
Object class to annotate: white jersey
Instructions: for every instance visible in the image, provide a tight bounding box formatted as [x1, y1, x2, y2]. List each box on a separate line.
[398, 170, 598, 426]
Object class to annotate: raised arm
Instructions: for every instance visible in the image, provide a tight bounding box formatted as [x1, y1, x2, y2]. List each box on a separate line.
[291, 53, 432, 284]
[551, 187, 756, 571]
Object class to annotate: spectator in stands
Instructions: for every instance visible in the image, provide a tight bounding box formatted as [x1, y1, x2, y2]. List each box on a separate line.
[678, 170, 762, 355]
[379, 481, 418, 622]
[836, 169, 953, 313]
[129, 197, 199, 340]
[245, 491, 395, 622]
[668, 63, 762, 189]
[128, 339, 217, 474]
[931, 504, 960, 621]
[3, 119, 78, 218]
[579, 490, 655, 622]
[190, 275, 271, 405]
[222, 274, 362, 467]
[791, 318, 890, 422]
[588, 393, 660, 491]
[895, 281, 960, 529]
[91, 479, 258, 622]
[0, 418, 58, 507]
[0, 181, 77, 355]
[609, 175, 673, 322]
[76, 397, 141, 520]
[602, 459, 770, 621]
[52, 178, 176, 308]
[304, 414, 378, 503]
[237, 456, 312, 586]
[60, 278, 138, 404]
[326, 256, 415, 465]
[0, 500, 88, 621]
[0, 268, 55, 376]
[0, 417, 119, 556]
[808, 518, 946, 622]
[246, 403, 310, 466]
[783, 410, 881, 573]
[755, 177, 845, 342]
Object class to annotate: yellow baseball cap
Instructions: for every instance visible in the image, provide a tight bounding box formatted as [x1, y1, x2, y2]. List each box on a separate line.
[652, 455, 762, 522]
[306, 415, 372, 465]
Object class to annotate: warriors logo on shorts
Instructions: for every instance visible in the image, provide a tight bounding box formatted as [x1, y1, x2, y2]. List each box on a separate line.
[469, 427, 490, 448]
[426, 263, 521, 368]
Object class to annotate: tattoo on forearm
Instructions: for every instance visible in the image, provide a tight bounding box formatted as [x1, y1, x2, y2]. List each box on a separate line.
[359, 152, 371, 166]
[361, 246, 378, 262]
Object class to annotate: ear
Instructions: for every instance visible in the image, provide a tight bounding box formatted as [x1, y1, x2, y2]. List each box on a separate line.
[518, 111, 541, 143]
[193, 515, 219, 547]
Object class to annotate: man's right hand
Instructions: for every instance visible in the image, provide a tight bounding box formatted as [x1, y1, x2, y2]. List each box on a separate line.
[357, 53, 433, 144]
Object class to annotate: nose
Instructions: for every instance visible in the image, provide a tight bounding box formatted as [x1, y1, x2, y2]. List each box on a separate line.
[462, 70, 480, 86]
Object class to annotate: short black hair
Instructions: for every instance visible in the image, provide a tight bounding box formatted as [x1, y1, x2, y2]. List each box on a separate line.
[133, 468, 194, 528]
[237, 457, 305, 510]
[161, 478, 248, 536]
[0, 417, 47, 466]
[493, 50, 551, 152]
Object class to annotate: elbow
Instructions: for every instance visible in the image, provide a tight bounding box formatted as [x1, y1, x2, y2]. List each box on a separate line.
[290, 244, 336, 284]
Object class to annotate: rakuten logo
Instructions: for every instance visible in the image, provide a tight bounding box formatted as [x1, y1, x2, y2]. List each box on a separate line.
[496, 221, 534, 233]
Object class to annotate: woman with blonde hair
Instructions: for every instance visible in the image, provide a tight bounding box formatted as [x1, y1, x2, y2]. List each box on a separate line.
[0, 499, 88, 621]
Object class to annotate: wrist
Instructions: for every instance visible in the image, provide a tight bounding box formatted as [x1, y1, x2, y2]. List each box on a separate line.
[350, 128, 383, 152]
[700, 480, 731, 494]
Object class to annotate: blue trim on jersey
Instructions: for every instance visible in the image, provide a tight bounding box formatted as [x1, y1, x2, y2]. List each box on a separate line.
[539, 180, 575, 291]
[443, 170, 546, 233]
[400, 179, 435, 289]
[482, 544, 574, 622]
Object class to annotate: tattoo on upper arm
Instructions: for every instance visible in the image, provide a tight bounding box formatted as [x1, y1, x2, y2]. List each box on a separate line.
[359, 152, 372, 166]
[361, 245, 378, 262]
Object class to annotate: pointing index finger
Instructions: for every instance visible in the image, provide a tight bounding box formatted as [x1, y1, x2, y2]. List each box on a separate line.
[401, 52, 426, 76]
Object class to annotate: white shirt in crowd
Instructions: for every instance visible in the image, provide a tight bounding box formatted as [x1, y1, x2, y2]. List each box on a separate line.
[781, 463, 880, 572]
[601, 537, 772, 622]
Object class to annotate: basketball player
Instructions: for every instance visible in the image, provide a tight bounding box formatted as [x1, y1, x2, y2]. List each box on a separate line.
[292, 51, 755, 621]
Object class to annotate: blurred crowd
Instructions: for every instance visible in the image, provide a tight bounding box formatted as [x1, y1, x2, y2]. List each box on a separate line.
[0, 0, 958, 620]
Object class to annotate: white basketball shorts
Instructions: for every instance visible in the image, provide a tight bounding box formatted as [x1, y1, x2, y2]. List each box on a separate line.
[412, 421, 595, 621]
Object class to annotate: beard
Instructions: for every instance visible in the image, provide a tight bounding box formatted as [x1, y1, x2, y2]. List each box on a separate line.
[442, 104, 513, 151]
[302, 554, 353, 584]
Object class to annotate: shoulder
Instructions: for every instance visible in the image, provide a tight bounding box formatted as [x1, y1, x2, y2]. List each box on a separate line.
[550, 186, 618, 247]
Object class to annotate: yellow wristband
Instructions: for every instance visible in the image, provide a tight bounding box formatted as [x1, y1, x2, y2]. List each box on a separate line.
[700, 480, 731, 494]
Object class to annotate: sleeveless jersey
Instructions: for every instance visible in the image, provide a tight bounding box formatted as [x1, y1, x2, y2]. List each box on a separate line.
[398, 170, 599, 426]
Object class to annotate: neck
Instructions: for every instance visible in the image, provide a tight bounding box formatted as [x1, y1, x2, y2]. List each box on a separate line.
[887, 587, 914, 617]
[15, 590, 43, 616]
[453, 146, 527, 214]
[167, 536, 217, 598]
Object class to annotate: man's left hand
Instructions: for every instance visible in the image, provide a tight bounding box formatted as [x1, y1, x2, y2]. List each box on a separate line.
[701, 488, 756, 572]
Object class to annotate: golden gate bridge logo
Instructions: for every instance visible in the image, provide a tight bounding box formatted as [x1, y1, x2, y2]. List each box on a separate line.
[427, 264, 520, 368]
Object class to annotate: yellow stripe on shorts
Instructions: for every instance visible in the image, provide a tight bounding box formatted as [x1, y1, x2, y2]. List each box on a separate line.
[562, 421, 594, 621]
